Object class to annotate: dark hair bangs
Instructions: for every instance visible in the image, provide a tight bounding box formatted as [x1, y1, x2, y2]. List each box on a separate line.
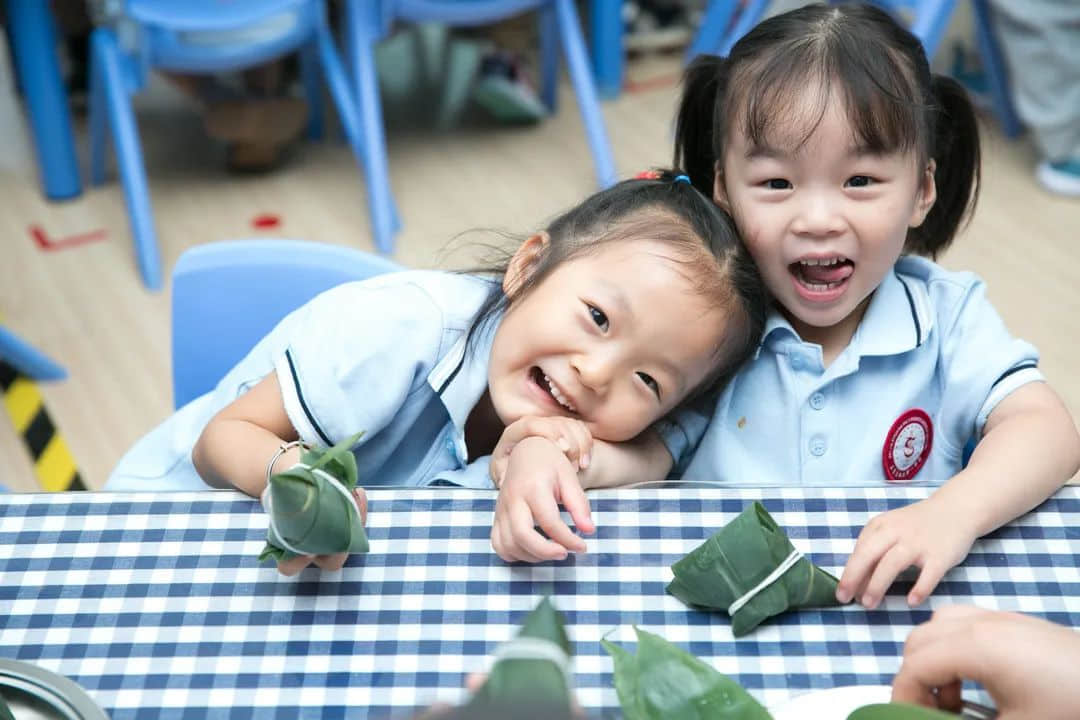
[728, 29, 928, 160]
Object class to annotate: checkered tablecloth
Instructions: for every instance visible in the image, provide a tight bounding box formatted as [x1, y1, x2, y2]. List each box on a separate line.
[1, 486, 1078, 719]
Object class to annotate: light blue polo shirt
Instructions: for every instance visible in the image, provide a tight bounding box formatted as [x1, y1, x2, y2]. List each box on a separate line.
[107, 271, 501, 491]
[670, 256, 1042, 486]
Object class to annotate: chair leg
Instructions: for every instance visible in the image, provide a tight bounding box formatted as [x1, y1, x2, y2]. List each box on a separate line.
[971, 0, 1023, 138]
[554, 0, 617, 188]
[0, 324, 66, 381]
[685, 0, 739, 61]
[91, 28, 162, 291]
[3, 0, 82, 200]
[89, 30, 107, 186]
[301, 38, 324, 140]
[720, 0, 771, 57]
[319, 19, 400, 254]
[588, 0, 622, 99]
[539, 3, 559, 112]
[910, 0, 958, 58]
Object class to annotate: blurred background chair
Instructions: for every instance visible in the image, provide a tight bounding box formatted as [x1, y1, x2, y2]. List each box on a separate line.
[685, 0, 1021, 138]
[171, 238, 401, 408]
[90, 0, 390, 291]
[339, 0, 617, 245]
[0, 325, 67, 381]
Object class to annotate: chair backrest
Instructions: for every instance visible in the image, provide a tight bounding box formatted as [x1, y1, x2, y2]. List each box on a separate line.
[171, 239, 402, 409]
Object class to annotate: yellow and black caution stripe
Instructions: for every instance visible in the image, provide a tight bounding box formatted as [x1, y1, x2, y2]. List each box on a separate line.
[0, 360, 85, 491]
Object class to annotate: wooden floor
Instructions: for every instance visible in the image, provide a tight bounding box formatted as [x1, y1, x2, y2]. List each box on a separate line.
[1, 56, 1077, 491]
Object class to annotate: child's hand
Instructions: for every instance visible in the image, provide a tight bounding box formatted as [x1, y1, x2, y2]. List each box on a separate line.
[893, 605, 1080, 718]
[275, 487, 367, 576]
[490, 416, 593, 488]
[836, 495, 978, 608]
[491, 436, 595, 563]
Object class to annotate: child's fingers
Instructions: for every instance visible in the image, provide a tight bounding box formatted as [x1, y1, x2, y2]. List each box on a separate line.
[556, 470, 594, 536]
[510, 501, 570, 561]
[352, 488, 368, 524]
[530, 493, 585, 555]
[892, 630, 979, 709]
[313, 552, 349, 571]
[907, 558, 948, 606]
[277, 554, 315, 576]
[860, 543, 916, 608]
[564, 420, 593, 470]
[837, 527, 894, 603]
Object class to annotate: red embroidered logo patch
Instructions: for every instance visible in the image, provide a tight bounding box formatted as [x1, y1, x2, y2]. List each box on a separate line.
[882, 409, 932, 482]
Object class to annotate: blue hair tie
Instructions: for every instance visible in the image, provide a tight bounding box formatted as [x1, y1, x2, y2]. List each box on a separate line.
[673, 174, 690, 185]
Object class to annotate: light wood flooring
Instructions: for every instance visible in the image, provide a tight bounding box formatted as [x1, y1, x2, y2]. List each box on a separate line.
[1, 56, 1077, 491]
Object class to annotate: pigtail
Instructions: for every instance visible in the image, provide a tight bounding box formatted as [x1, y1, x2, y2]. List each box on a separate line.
[674, 55, 728, 198]
[908, 74, 982, 257]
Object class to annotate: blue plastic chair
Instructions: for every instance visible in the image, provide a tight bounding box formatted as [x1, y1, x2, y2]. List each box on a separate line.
[340, 0, 617, 238]
[685, 0, 1021, 137]
[171, 239, 401, 408]
[89, 0, 393, 291]
[0, 324, 67, 381]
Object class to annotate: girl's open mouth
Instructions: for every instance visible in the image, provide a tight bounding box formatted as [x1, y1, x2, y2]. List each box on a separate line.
[789, 257, 854, 301]
[529, 366, 577, 413]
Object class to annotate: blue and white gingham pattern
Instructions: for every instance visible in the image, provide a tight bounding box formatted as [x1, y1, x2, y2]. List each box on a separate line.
[1, 487, 1078, 719]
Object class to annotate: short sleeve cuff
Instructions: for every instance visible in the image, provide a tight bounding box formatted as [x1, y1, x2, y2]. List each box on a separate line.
[275, 350, 331, 447]
[975, 363, 1044, 436]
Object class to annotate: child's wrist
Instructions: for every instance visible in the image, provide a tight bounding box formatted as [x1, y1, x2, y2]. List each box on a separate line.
[265, 441, 308, 484]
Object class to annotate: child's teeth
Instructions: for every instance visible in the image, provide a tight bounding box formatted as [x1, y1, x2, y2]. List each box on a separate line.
[543, 374, 576, 412]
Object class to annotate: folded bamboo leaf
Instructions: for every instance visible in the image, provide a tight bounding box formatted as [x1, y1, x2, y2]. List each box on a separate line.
[602, 626, 772, 720]
[467, 596, 574, 714]
[667, 502, 842, 636]
[259, 430, 368, 563]
[0, 693, 13, 720]
[848, 703, 960, 719]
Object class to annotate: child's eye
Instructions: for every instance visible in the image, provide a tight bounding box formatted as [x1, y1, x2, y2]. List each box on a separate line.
[587, 304, 609, 331]
[637, 371, 661, 399]
[764, 178, 792, 190]
[846, 175, 874, 187]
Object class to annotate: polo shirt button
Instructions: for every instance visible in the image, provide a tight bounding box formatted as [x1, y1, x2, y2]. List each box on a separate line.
[809, 392, 825, 410]
[809, 434, 827, 456]
[790, 354, 804, 371]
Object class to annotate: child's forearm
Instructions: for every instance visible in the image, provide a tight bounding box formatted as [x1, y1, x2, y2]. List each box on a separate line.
[934, 383, 1080, 537]
[192, 418, 302, 498]
[578, 429, 674, 490]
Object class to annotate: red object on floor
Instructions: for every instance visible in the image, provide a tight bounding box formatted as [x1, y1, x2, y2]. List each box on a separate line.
[252, 213, 281, 230]
[29, 225, 107, 252]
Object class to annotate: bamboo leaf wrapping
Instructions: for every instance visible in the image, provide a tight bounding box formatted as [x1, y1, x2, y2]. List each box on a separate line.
[602, 627, 772, 720]
[667, 502, 842, 636]
[258, 431, 369, 562]
[0, 693, 13, 720]
[467, 596, 574, 714]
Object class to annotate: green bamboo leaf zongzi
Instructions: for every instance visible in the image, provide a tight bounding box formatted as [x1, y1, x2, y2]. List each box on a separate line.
[259, 430, 368, 562]
[0, 692, 14, 720]
[847, 703, 960, 719]
[602, 626, 772, 720]
[667, 502, 842, 636]
[467, 596, 574, 715]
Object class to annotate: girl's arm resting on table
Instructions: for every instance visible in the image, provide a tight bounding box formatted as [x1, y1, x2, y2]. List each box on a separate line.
[939, 380, 1080, 535]
[192, 373, 302, 498]
[578, 429, 675, 490]
[839, 381, 1080, 607]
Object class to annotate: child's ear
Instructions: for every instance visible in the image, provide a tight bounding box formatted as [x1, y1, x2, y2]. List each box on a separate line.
[503, 232, 550, 295]
[712, 161, 731, 212]
[909, 160, 938, 227]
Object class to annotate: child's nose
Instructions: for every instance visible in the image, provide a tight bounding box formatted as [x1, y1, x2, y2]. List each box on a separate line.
[571, 352, 616, 392]
[792, 191, 844, 237]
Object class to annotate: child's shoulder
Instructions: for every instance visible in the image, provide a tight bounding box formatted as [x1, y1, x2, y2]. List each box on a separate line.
[329, 270, 497, 325]
[894, 256, 999, 335]
[895, 256, 989, 306]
